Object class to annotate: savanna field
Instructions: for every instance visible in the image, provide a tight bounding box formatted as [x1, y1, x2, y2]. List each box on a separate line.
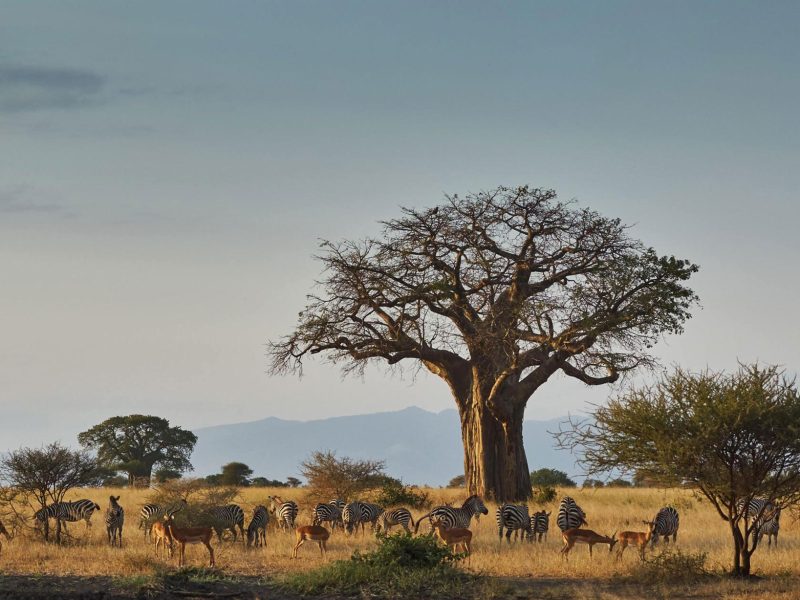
[2, 486, 800, 599]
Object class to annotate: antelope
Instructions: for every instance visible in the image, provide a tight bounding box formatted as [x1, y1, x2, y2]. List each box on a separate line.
[0, 520, 11, 555]
[616, 521, 655, 561]
[431, 518, 472, 556]
[151, 520, 173, 559]
[164, 517, 215, 567]
[292, 525, 330, 558]
[560, 528, 617, 560]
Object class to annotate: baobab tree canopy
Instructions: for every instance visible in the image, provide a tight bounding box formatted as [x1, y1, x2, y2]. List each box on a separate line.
[269, 187, 699, 500]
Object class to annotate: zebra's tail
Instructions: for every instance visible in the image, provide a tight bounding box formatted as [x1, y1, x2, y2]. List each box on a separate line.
[413, 511, 432, 534]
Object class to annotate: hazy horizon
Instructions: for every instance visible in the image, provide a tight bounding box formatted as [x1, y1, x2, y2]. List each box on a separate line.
[2, 1, 798, 452]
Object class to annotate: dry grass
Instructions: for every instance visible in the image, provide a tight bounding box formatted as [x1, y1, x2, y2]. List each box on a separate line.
[1, 486, 798, 599]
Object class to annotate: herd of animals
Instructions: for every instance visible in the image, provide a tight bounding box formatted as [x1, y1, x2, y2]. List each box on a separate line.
[0, 493, 783, 567]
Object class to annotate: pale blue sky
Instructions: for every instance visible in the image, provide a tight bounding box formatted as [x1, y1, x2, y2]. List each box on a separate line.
[1, 1, 798, 450]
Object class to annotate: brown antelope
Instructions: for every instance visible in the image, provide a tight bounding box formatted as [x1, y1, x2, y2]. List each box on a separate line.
[0, 520, 11, 555]
[616, 521, 656, 561]
[292, 525, 330, 558]
[560, 528, 617, 560]
[431, 518, 472, 555]
[164, 517, 215, 567]
[151, 520, 173, 559]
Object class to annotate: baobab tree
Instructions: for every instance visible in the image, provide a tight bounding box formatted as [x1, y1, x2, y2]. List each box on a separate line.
[269, 187, 698, 501]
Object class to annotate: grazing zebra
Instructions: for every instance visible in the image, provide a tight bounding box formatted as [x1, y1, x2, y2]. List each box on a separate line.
[742, 499, 780, 547]
[247, 505, 269, 547]
[330, 499, 345, 530]
[208, 504, 245, 543]
[312, 502, 342, 530]
[35, 499, 101, 531]
[557, 497, 587, 532]
[377, 508, 415, 534]
[414, 495, 489, 533]
[360, 502, 383, 532]
[496, 504, 532, 543]
[105, 495, 124, 547]
[530, 510, 551, 542]
[268, 496, 298, 532]
[342, 501, 364, 535]
[650, 507, 679, 545]
[139, 499, 187, 540]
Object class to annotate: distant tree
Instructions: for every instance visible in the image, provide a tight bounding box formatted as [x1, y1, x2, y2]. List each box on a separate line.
[250, 477, 288, 488]
[583, 478, 605, 488]
[218, 462, 253, 487]
[153, 468, 182, 484]
[557, 364, 800, 577]
[205, 474, 222, 486]
[78, 415, 197, 486]
[0, 443, 103, 542]
[286, 477, 302, 488]
[101, 474, 130, 487]
[607, 478, 632, 488]
[300, 450, 386, 500]
[530, 468, 576, 488]
[447, 475, 465, 488]
[269, 186, 699, 501]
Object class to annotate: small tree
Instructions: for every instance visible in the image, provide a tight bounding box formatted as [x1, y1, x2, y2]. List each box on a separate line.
[219, 462, 253, 486]
[154, 468, 182, 483]
[530, 468, 576, 488]
[557, 364, 800, 577]
[0, 443, 103, 542]
[78, 415, 197, 486]
[583, 478, 605, 488]
[300, 450, 386, 500]
[447, 475, 465, 488]
[286, 477, 302, 488]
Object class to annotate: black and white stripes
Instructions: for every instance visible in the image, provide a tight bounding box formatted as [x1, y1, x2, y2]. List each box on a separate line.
[377, 508, 414, 534]
[268, 496, 299, 532]
[530, 510, 550, 542]
[415, 495, 489, 533]
[496, 503, 532, 543]
[208, 504, 246, 543]
[105, 495, 124, 547]
[650, 507, 679, 544]
[35, 499, 101, 529]
[557, 497, 587, 532]
[743, 499, 780, 547]
[138, 499, 187, 540]
[246, 505, 269, 547]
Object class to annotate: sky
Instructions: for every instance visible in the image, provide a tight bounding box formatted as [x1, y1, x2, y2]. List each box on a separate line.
[1, 1, 799, 451]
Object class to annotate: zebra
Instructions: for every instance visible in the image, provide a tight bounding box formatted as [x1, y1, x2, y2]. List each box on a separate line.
[376, 508, 415, 534]
[246, 505, 269, 547]
[650, 507, 679, 545]
[530, 510, 551, 543]
[105, 495, 124, 547]
[208, 504, 246, 543]
[742, 499, 780, 547]
[360, 502, 383, 532]
[139, 499, 187, 540]
[330, 499, 346, 530]
[35, 499, 101, 531]
[496, 503, 532, 543]
[342, 501, 364, 535]
[557, 497, 587, 532]
[414, 495, 489, 533]
[312, 502, 342, 530]
[268, 496, 298, 532]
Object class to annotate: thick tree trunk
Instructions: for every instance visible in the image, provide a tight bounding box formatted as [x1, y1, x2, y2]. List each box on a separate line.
[460, 398, 531, 502]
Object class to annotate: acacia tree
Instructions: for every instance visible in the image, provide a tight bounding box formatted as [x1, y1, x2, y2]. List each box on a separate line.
[270, 187, 698, 501]
[556, 364, 800, 576]
[78, 415, 197, 486]
[300, 450, 386, 500]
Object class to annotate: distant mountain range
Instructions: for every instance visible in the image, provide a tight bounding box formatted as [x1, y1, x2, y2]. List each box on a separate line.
[190, 406, 583, 486]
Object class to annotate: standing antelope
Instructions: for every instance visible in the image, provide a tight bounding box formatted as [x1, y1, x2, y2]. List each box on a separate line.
[431, 518, 472, 555]
[0, 520, 11, 555]
[292, 525, 330, 558]
[164, 516, 215, 567]
[139, 499, 187, 541]
[616, 521, 655, 561]
[560, 528, 617, 560]
[151, 520, 173, 559]
[105, 495, 124, 547]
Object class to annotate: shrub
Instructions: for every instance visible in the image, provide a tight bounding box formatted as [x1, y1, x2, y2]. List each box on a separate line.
[629, 550, 710, 584]
[532, 486, 557, 504]
[374, 480, 430, 509]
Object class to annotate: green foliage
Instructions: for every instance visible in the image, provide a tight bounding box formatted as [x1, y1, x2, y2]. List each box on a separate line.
[146, 478, 239, 529]
[218, 462, 253, 486]
[629, 550, 710, 584]
[447, 475, 465, 488]
[607, 478, 633, 487]
[357, 532, 455, 568]
[300, 450, 386, 500]
[286, 477, 302, 487]
[531, 485, 557, 504]
[583, 478, 605, 488]
[530, 468, 576, 487]
[374, 480, 429, 509]
[153, 468, 182, 483]
[78, 415, 197, 484]
[250, 477, 288, 488]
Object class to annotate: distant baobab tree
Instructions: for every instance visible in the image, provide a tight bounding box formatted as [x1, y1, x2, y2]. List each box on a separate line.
[269, 186, 699, 501]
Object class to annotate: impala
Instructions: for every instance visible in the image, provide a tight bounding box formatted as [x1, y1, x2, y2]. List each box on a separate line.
[151, 520, 173, 559]
[292, 525, 330, 558]
[431, 518, 472, 555]
[560, 528, 617, 560]
[616, 521, 655, 561]
[164, 517, 215, 567]
[0, 520, 11, 555]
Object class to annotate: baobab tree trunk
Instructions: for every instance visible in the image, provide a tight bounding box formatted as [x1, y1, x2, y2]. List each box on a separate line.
[460, 398, 531, 502]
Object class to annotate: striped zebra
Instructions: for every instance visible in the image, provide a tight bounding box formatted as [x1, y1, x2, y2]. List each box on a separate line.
[105, 495, 124, 547]
[557, 497, 587, 532]
[376, 508, 415, 534]
[342, 501, 364, 535]
[139, 499, 187, 540]
[496, 504, 532, 543]
[742, 499, 780, 547]
[650, 507, 679, 545]
[414, 495, 489, 533]
[312, 502, 342, 530]
[35, 499, 101, 531]
[360, 502, 383, 532]
[529, 510, 551, 543]
[268, 496, 298, 532]
[246, 505, 269, 547]
[208, 504, 245, 543]
[330, 499, 345, 529]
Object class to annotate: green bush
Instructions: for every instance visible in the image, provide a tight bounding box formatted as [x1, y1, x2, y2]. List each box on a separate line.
[374, 481, 430, 509]
[532, 485, 557, 504]
[629, 550, 710, 584]
[356, 532, 455, 568]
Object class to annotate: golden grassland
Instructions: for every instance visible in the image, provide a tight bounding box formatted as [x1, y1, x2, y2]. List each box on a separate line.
[1, 486, 799, 598]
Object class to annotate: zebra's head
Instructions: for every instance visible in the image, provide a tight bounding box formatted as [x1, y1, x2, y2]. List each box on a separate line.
[463, 495, 489, 517]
